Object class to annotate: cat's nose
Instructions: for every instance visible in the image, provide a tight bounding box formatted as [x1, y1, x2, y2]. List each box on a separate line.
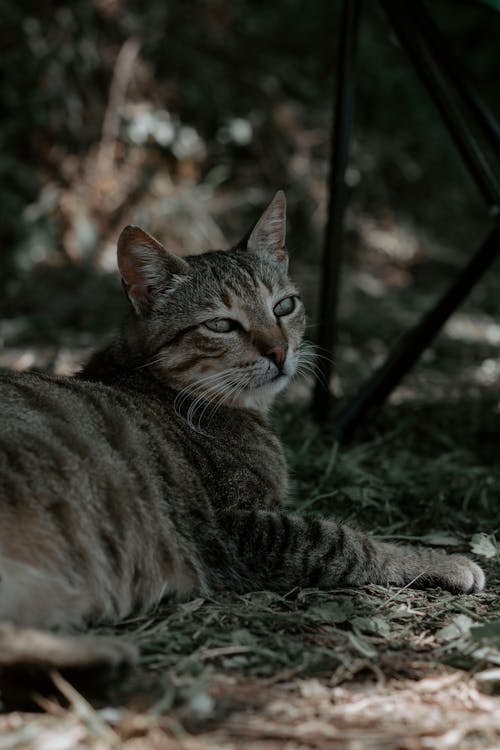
[265, 344, 288, 370]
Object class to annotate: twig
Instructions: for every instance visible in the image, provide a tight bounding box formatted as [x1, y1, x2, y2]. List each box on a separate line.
[97, 36, 140, 174]
[375, 573, 425, 611]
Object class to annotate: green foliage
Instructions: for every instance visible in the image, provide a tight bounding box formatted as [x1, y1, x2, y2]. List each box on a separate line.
[481, 0, 500, 12]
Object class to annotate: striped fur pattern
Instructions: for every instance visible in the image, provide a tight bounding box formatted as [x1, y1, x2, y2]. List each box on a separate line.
[0, 192, 484, 629]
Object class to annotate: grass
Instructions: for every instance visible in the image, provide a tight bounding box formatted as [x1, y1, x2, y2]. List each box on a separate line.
[282, 397, 499, 538]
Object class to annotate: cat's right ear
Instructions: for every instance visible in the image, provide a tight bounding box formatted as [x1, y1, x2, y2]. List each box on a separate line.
[117, 226, 190, 316]
[233, 191, 288, 267]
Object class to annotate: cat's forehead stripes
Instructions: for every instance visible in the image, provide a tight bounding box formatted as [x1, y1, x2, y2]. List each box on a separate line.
[201, 274, 293, 332]
[189, 250, 291, 319]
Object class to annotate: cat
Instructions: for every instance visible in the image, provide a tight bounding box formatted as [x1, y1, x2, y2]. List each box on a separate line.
[0, 191, 484, 633]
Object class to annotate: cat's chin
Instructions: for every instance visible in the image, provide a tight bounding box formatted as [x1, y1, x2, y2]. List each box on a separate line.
[238, 374, 290, 412]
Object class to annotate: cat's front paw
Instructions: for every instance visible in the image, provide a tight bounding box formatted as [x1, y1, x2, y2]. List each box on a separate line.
[426, 554, 485, 593]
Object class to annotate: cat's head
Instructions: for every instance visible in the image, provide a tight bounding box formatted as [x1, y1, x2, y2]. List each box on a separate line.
[117, 191, 306, 417]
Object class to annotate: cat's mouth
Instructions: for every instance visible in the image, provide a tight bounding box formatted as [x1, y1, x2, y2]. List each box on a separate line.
[251, 370, 289, 390]
[252, 358, 297, 389]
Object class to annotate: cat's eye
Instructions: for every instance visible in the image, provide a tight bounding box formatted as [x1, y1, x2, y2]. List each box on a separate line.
[273, 296, 296, 317]
[204, 318, 238, 333]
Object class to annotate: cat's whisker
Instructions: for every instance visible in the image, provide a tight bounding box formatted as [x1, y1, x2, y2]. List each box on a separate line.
[299, 341, 335, 366]
[192, 367, 252, 429]
[175, 378, 214, 411]
[175, 384, 206, 418]
[298, 357, 322, 372]
[177, 369, 234, 401]
[296, 358, 326, 377]
[187, 386, 223, 433]
[300, 340, 334, 358]
[186, 389, 221, 431]
[135, 353, 172, 370]
[303, 351, 334, 364]
[294, 360, 329, 390]
[198, 372, 249, 424]
[178, 365, 258, 433]
[294, 365, 314, 382]
[297, 344, 333, 388]
[297, 353, 323, 371]
[197, 384, 237, 433]
[205, 372, 253, 422]
[195, 385, 230, 429]
[185, 374, 239, 433]
[202, 374, 252, 429]
[174, 369, 235, 419]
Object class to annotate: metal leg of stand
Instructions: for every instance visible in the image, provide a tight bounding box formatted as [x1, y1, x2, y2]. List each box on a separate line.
[409, 1, 500, 156]
[312, 0, 361, 419]
[334, 222, 500, 436]
[316, 0, 500, 434]
[380, 0, 500, 208]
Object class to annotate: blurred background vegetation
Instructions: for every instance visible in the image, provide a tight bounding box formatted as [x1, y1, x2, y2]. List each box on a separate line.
[1, 0, 499, 402]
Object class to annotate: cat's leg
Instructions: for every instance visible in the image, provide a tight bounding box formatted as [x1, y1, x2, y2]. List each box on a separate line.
[0, 623, 137, 669]
[0, 554, 92, 629]
[210, 511, 484, 593]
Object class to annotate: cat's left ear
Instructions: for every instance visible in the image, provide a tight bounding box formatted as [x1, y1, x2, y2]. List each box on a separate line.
[238, 191, 288, 266]
[117, 226, 190, 316]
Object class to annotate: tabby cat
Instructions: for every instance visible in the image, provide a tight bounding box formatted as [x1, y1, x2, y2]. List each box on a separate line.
[0, 191, 484, 631]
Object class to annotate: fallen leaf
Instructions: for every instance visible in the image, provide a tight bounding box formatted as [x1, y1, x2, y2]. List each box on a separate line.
[470, 533, 498, 559]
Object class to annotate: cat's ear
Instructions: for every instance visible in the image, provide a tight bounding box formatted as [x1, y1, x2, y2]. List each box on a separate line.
[239, 191, 288, 265]
[117, 226, 190, 316]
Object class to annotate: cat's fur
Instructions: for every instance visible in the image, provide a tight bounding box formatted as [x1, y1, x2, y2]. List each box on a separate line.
[0, 192, 484, 630]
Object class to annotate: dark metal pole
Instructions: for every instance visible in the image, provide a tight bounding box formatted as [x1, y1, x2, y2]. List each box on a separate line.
[380, 0, 500, 208]
[413, 1, 500, 162]
[335, 221, 500, 436]
[312, 0, 361, 418]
